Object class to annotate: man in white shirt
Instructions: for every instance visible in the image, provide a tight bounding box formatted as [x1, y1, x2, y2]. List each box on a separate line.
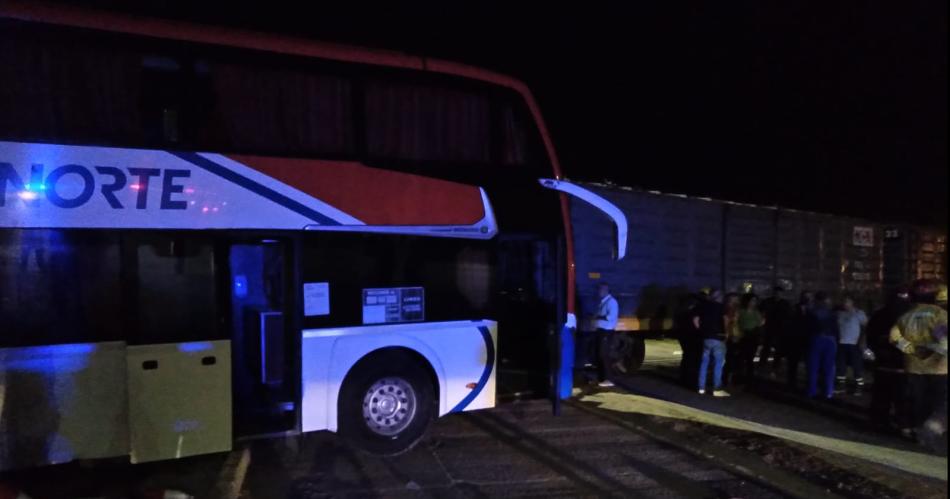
[596, 283, 620, 331]
[594, 282, 620, 386]
[836, 296, 869, 394]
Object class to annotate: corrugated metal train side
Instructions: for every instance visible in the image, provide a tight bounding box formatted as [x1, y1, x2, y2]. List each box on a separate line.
[570, 184, 946, 334]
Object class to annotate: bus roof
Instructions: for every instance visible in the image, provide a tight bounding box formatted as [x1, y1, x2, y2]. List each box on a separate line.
[0, 0, 564, 180]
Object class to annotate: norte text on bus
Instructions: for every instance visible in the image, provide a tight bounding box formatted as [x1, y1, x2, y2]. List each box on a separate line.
[0, 162, 191, 209]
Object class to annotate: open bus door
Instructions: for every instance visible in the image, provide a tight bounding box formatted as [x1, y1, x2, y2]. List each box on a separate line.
[228, 239, 297, 437]
[539, 179, 628, 408]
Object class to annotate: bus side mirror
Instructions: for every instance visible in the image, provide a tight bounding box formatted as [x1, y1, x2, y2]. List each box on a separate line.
[538, 179, 627, 260]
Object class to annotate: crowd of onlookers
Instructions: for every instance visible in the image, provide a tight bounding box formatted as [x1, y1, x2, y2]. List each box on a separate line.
[676, 279, 947, 448]
[578, 279, 946, 449]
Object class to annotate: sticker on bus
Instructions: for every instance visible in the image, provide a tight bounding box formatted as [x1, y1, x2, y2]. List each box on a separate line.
[303, 282, 331, 316]
[362, 287, 425, 324]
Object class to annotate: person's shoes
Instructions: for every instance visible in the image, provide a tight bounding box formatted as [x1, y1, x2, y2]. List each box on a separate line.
[899, 427, 916, 440]
[713, 389, 731, 397]
[613, 361, 628, 374]
[698, 389, 705, 395]
[598, 380, 615, 388]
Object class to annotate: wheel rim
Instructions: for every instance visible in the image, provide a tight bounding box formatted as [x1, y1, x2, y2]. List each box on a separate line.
[362, 377, 417, 436]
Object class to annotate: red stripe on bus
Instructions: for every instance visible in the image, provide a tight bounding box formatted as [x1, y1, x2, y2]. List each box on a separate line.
[229, 155, 485, 226]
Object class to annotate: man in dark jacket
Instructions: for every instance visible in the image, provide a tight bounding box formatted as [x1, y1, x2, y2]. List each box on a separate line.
[676, 291, 705, 386]
[760, 287, 791, 377]
[785, 291, 814, 389]
[806, 292, 839, 399]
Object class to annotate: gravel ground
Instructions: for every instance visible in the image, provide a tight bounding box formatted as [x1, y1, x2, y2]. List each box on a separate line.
[599, 340, 949, 499]
[1, 398, 787, 498]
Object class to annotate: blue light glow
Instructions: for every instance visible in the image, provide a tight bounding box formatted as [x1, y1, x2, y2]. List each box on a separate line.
[178, 341, 213, 353]
[3, 343, 97, 374]
[29, 343, 97, 356]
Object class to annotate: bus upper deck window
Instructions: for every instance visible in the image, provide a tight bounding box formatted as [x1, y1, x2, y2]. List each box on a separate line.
[364, 81, 491, 164]
[201, 60, 354, 157]
[501, 105, 527, 166]
[0, 25, 141, 146]
[141, 55, 185, 144]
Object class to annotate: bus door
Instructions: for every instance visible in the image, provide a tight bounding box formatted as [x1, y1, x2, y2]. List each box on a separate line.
[228, 240, 297, 437]
[125, 235, 232, 463]
[495, 234, 558, 399]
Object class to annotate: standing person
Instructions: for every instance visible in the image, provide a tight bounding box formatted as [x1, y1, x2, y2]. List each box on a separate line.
[760, 287, 791, 377]
[723, 292, 743, 386]
[835, 296, 869, 395]
[694, 289, 730, 397]
[890, 279, 948, 447]
[785, 291, 814, 389]
[868, 287, 913, 430]
[806, 292, 838, 399]
[737, 293, 766, 385]
[676, 290, 705, 387]
[593, 282, 620, 387]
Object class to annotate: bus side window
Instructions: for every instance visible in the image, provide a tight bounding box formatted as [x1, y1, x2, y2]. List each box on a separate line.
[129, 236, 221, 345]
[500, 104, 528, 166]
[364, 80, 492, 164]
[0, 230, 124, 347]
[140, 55, 187, 144]
[0, 24, 142, 147]
[199, 59, 354, 157]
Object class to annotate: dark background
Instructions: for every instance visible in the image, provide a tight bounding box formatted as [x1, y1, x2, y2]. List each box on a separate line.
[66, 1, 948, 227]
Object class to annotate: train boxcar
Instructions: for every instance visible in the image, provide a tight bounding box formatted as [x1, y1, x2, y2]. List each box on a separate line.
[570, 182, 946, 371]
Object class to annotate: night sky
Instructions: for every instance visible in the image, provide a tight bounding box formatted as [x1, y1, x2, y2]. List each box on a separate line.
[71, 2, 949, 227]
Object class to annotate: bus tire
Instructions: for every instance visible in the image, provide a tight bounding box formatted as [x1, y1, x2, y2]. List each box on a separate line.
[338, 350, 435, 455]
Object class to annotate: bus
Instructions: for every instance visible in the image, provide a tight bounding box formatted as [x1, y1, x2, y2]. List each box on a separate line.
[0, 2, 626, 469]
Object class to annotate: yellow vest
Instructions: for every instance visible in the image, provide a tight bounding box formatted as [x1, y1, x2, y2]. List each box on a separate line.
[890, 304, 948, 374]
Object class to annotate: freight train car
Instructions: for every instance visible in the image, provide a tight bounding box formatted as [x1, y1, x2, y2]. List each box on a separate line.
[570, 182, 947, 372]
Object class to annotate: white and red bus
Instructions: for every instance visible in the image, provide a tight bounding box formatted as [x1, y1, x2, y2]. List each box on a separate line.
[0, 2, 625, 469]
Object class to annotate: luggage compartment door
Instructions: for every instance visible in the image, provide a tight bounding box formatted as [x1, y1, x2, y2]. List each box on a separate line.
[127, 341, 232, 463]
[125, 235, 232, 463]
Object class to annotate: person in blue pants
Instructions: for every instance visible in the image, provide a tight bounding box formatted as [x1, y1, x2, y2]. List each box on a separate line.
[807, 292, 839, 399]
[693, 289, 731, 397]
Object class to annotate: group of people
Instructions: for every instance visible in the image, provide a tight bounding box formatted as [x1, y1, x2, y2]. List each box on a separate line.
[678, 280, 947, 444]
[581, 279, 947, 446]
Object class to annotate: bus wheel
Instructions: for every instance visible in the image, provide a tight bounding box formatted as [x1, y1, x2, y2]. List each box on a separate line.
[338, 350, 435, 455]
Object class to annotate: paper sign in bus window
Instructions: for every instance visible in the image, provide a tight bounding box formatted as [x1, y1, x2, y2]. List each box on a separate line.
[362, 287, 425, 324]
[303, 282, 330, 316]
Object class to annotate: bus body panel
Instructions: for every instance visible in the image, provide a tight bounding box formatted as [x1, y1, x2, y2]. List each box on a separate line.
[0, 341, 128, 470]
[126, 340, 232, 463]
[0, 141, 496, 238]
[301, 320, 496, 433]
